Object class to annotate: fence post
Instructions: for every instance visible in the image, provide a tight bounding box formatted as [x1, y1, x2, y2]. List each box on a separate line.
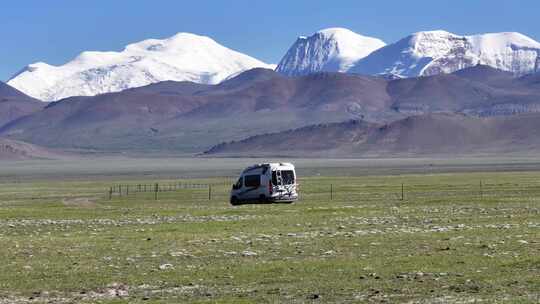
[119, 185, 122, 197]
[401, 183, 404, 201]
[155, 183, 158, 200]
[209, 185, 212, 200]
[480, 180, 483, 200]
[126, 185, 129, 196]
[330, 184, 333, 200]
[109, 187, 112, 200]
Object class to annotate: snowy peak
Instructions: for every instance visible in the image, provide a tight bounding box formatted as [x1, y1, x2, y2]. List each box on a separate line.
[350, 30, 540, 77]
[316, 28, 386, 62]
[275, 27, 386, 76]
[469, 32, 540, 50]
[408, 30, 461, 57]
[8, 29, 540, 101]
[8, 32, 273, 101]
[123, 32, 225, 55]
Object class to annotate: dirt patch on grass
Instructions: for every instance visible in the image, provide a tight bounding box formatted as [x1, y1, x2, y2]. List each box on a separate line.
[62, 197, 97, 208]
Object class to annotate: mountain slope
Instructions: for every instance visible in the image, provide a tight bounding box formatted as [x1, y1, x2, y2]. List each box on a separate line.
[204, 120, 377, 156]
[350, 31, 540, 78]
[387, 65, 540, 116]
[276, 28, 385, 76]
[0, 69, 391, 152]
[205, 113, 540, 156]
[8, 33, 273, 101]
[3, 66, 540, 154]
[0, 138, 62, 160]
[0, 82, 45, 128]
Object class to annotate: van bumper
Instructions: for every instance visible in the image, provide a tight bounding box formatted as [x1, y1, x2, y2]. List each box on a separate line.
[269, 194, 298, 202]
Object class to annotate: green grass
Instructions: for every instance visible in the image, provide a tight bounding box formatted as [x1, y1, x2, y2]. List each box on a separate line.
[0, 170, 539, 303]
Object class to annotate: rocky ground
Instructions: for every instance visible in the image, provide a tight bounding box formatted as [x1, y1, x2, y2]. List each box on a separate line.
[0, 172, 539, 303]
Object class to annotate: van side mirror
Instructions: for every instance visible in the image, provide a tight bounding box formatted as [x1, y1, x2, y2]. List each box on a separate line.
[232, 179, 242, 190]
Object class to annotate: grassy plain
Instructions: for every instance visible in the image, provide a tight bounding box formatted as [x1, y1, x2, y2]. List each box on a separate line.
[0, 158, 539, 303]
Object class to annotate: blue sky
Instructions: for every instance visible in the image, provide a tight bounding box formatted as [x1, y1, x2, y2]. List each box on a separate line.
[2, 0, 539, 81]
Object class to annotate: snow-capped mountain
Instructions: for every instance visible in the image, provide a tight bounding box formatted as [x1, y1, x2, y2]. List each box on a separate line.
[275, 28, 386, 76]
[8, 33, 274, 101]
[350, 30, 540, 78]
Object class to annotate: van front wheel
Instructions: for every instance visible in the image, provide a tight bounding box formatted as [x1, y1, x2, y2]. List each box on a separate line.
[230, 196, 239, 206]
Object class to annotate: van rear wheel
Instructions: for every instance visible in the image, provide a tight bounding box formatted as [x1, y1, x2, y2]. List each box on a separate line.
[259, 194, 268, 203]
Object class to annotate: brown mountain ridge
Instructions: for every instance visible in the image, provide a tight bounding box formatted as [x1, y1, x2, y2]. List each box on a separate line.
[2, 65, 540, 154]
[204, 113, 540, 157]
[0, 82, 45, 128]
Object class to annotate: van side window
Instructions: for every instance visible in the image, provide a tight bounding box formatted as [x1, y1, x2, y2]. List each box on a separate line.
[244, 175, 261, 188]
[281, 170, 295, 185]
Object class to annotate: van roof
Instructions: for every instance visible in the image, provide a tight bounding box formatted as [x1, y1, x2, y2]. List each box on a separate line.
[242, 163, 295, 173]
[268, 162, 294, 168]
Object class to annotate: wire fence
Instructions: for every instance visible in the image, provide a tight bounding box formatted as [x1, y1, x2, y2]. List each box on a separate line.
[303, 182, 540, 203]
[106, 180, 235, 200]
[105, 179, 540, 204]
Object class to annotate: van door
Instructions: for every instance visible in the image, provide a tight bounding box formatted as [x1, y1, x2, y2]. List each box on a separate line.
[242, 174, 262, 200]
[277, 170, 296, 199]
[273, 170, 285, 197]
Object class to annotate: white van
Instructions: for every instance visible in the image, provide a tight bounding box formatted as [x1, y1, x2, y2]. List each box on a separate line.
[230, 163, 298, 205]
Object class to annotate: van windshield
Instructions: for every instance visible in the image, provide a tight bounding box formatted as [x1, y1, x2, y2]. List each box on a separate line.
[281, 170, 295, 185]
